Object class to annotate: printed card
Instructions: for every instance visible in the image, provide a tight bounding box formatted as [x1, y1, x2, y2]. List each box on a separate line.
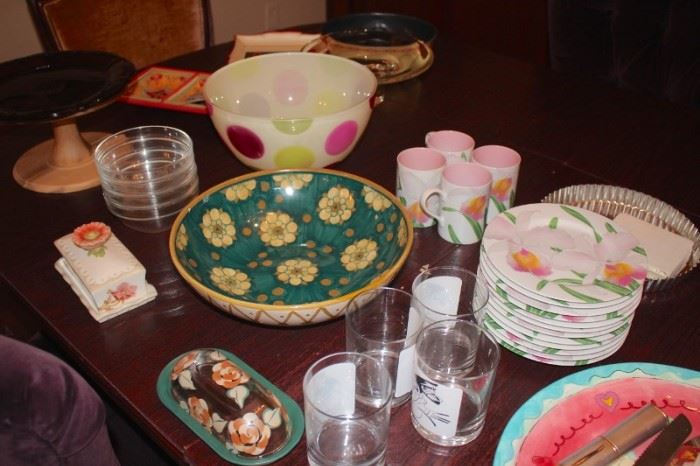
[120, 66, 209, 114]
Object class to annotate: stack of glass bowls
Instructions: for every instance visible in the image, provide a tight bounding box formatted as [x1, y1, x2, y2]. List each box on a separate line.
[93, 126, 199, 233]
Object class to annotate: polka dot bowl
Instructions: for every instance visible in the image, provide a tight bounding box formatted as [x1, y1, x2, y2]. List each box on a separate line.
[169, 169, 413, 326]
[204, 53, 379, 170]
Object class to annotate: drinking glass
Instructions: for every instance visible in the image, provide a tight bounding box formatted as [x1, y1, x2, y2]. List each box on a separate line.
[345, 287, 423, 407]
[303, 352, 393, 466]
[411, 319, 500, 446]
[412, 265, 489, 325]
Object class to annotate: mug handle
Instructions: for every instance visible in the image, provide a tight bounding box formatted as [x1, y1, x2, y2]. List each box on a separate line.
[424, 131, 434, 147]
[301, 35, 331, 54]
[420, 188, 445, 222]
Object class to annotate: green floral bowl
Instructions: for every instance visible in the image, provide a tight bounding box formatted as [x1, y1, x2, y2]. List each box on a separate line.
[169, 169, 413, 326]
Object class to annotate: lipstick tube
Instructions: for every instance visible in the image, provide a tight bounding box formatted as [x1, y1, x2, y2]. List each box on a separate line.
[558, 404, 669, 466]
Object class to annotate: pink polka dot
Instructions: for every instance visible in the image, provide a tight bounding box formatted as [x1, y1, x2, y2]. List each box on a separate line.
[227, 125, 264, 159]
[325, 121, 358, 156]
[273, 70, 308, 106]
[238, 92, 270, 117]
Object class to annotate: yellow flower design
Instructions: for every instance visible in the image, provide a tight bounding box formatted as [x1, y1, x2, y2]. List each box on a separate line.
[397, 219, 408, 247]
[318, 186, 355, 224]
[341, 239, 378, 271]
[225, 180, 256, 202]
[210, 267, 251, 295]
[176, 224, 188, 250]
[603, 262, 646, 286]
[508, 248, 551, 276]
[201, 208, 236, 248]
[362, 186, 391, 212]
[275, 259, 318, 286]
[491, 178, 513, 202]
[259, 211, 298, 247]
[272, 173, 313, 190]
[460, 195, 487, 221]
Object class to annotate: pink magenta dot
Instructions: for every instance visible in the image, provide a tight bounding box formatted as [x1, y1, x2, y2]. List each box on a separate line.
[325, 121, 358, 156]
[227, 125, 264, 159]
[273, 70, 308, 106]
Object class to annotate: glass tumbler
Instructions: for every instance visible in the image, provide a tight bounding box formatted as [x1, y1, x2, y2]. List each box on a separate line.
[345, 287, 423, 407]
[411, 319, 500, 446]
[412, 265, 489, 325]
[303, 352, 393, 466]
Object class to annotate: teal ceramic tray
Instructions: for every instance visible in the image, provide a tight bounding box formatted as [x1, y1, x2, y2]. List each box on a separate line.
[157, 348, 304, 464]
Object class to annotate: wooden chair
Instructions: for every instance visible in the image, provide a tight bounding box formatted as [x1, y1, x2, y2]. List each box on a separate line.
[27, 0, 212, 69]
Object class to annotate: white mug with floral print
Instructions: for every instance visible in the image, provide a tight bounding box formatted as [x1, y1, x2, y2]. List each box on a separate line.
[396, 147, 446, 228]
[420, 162, 492, 244]
[472, 145, 521, 224]
[425, 130, 476, 165]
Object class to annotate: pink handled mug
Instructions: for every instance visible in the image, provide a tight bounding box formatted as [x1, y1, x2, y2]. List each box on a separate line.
[472, 145, 521, 223]
[396, 147, 446, 228]
[420, 162, 492, 244]
[425, 130, 476, 165]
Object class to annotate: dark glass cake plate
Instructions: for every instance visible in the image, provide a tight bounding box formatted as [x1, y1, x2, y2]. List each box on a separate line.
[0, 51, 134, 193]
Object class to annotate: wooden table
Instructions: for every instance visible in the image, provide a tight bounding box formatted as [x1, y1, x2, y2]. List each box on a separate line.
[1, 31, 699, 465]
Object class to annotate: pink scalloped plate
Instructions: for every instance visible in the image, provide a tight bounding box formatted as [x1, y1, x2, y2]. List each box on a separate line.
[516, 376, 700, 465]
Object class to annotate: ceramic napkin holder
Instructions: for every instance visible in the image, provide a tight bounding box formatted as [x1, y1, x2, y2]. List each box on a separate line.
[54, 223, 156, 322]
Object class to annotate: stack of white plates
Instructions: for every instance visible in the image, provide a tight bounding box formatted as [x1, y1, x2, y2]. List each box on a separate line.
[477, 203, 647, 366]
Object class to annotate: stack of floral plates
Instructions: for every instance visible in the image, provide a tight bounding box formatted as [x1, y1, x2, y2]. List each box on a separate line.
[477, 203, 647, 366]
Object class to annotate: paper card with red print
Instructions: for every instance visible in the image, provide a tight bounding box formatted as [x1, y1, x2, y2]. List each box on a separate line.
[120, 66, 210, 114]
[482, 203, 648, 307]
[493, 363, 700, 466]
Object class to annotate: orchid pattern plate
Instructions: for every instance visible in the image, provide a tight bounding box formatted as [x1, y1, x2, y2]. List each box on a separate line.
[493, 363, 700, 466]
[481, 313, 627, 364]
[483, 308, 629, 354]
[480, 315, 626, 366]
[482, 298, 631, 346]
[482, 204, 647, 306]
[478, 259, 641, 321]
[486, 299, 633, 341]
[478, 268, 637, 334]
[480, 250, 642, 313]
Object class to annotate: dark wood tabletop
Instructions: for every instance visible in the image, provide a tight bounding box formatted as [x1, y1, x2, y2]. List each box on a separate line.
[1, 29, 699, 466]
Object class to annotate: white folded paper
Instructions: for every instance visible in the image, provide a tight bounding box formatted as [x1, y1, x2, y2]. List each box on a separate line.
[614, 213, 694, 279]
[228, 32, 320, 63]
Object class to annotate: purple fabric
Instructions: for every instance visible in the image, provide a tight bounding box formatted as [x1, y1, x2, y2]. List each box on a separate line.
[548, 0, 700, 107]
[0, 335, 120, 466]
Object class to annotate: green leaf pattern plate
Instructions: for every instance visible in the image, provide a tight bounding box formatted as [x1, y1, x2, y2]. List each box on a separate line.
[482, 204, 647, 306]
[478, 203, 647, 365]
